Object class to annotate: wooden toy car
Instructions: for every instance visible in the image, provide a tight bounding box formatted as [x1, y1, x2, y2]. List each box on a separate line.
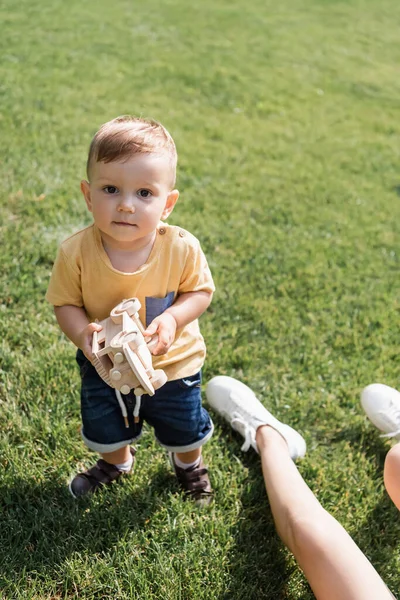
[91, 298, 168, 425]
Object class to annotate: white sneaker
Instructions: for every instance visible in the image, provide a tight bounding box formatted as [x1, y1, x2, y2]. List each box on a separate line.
[205, 376, 306, 460]
[361, 383, 400, 440]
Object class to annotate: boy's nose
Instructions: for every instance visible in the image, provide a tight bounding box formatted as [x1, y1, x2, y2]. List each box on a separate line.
[118, 197, 136, 212]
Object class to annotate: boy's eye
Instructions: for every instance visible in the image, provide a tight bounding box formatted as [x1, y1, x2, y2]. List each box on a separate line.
[137, 189, 152, 198]
[104, 186, 118, 194]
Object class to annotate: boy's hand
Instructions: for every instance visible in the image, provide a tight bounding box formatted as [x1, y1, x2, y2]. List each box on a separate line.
[144, 313, 177, 356]
[77, 322, 103, 362]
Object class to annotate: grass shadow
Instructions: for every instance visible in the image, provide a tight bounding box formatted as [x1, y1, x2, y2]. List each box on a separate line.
[332, 421, 390, 470]
[0, 466, 175, 583]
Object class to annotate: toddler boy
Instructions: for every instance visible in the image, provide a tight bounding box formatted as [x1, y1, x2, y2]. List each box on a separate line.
[46, 115, 215, 503]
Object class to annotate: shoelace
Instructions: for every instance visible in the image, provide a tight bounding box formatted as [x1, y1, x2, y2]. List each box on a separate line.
[378, 403, 400, 439]
[229, 411, 256, 452]
[381, 427, 400, 439]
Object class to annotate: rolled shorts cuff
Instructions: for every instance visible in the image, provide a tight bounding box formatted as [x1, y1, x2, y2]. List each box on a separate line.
[155, 421, 214, 453]
[81, 428, 142, 453]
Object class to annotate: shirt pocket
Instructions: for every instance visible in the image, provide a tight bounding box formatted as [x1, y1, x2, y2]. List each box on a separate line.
[145, 292, 175, 327]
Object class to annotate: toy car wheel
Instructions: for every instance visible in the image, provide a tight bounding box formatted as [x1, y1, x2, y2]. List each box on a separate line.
[111, 298, 141, 320]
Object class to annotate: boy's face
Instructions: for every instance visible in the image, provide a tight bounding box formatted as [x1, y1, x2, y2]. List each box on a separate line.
[81, 153, 178, 250]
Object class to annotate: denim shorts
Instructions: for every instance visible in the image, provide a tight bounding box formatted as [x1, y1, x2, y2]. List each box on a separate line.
[76, 350, 213, 453]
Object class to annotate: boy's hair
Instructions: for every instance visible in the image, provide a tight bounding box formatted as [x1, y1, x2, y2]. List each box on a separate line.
[87, 115, 177, 185]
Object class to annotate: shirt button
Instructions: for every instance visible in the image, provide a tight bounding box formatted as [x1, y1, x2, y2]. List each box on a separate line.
[159, 227, 166, 235]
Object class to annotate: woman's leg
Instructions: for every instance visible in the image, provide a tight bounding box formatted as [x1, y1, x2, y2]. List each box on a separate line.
[384, 443, 400, 511]
[206, 376, 395, 600]
[361, 383, 400, 512]
[256, 425, 394, 600]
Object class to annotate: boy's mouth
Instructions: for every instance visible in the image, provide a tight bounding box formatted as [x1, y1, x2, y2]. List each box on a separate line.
[113, 221, 137, 227]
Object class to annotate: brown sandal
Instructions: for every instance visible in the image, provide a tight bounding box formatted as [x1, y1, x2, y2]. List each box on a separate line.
[69, 447, 136, 498]
[170, 454, 213, 506]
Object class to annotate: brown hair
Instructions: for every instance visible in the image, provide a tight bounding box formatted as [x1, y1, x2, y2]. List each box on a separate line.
[86, 115, 177, 184]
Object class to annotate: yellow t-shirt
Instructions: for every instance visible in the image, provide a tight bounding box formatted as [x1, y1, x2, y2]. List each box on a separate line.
[46, 223, 215, 381]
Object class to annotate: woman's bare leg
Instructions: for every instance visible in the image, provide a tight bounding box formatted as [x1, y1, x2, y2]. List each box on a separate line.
[361, 384, 400, 512]
[384, 443, 400, 511]
[256, 426, 394, 600]
[206, 376, 395, 599]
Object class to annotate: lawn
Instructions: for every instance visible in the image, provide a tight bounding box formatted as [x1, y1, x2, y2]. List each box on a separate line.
[1, 0, 400, 597]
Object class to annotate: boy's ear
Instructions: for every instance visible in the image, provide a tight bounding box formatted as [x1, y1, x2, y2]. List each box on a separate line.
[81, 180, 92, 212]
[161, 189, 179, 220]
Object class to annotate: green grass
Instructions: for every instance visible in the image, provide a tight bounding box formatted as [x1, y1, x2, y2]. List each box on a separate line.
[1, 0, 400, 597]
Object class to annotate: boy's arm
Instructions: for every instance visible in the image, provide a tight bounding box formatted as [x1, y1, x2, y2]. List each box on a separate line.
[54, 305, 102, 361]
[165, 290, 213, 329]
[144, 290, 213, 356]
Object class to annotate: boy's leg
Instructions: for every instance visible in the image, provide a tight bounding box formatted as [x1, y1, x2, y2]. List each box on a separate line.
[257, 426, 394, 600]
[175, 448, 201, 465]
[72, 350, 140, 498]
[206, 376, 394, 600]
[170, 446, 212, 505]
[384, 443, 400, 511]
[102, 446, 133, 466]
[70, 445, 135, 499]
[142, 371, 213, 504]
